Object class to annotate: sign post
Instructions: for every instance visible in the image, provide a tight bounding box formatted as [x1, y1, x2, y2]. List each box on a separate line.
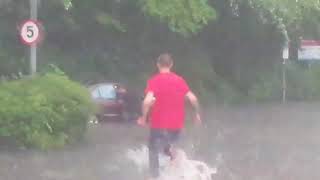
[282, 57, 287, 103]
[30, 0, 38, 75]
[20, 0, 41, 76]
[282, 42, 289, 103]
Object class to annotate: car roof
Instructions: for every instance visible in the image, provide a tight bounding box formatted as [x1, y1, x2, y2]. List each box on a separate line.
[88, 82, 122, 90]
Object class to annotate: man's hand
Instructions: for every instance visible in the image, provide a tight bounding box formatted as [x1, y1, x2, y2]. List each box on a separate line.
[193, 113, 202, 126]
[137, 116, 147, 127]
[186, 91, 201, 126]
[138, 92, 155, 128]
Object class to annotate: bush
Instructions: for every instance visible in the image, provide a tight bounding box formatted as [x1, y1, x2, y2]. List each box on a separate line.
[249, 62, 320, 102]
[285, 63, 316, 101]
[212, 77, 246, 105]
[248, 72, 282, 102]
[0, 70, 94, 150]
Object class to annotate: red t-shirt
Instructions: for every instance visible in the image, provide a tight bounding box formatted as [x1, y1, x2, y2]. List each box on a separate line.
[145, 72, 190, 130]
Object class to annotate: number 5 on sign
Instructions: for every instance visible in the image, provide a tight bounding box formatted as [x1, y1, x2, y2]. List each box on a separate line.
[20, 20, 42, 46]
[27, 26, 35, 38]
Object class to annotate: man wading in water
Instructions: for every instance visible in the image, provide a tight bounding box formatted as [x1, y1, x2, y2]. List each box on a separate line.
[137, 53, 202, 180]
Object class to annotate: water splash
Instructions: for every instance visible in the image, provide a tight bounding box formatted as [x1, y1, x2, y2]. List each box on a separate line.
[126, 145, 217, 180]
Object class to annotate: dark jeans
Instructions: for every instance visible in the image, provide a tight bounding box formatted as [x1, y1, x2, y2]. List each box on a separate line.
[148, 129, 181, 178]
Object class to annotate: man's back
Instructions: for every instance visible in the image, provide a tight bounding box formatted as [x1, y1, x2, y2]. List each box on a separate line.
[138, 53, 201, 180]
[145, 72, 189, 129]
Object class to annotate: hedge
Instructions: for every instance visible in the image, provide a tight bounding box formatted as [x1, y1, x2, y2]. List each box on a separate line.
[0, 71, 94, 150]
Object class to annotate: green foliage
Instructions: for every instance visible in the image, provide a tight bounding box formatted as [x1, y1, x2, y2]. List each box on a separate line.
[0, 71, 94, 150]
[173, 49, 244, 105]
[63, 0, 73, 10]
[0, 49, 27, 77]
[1, 0, 320, 107]
[140, 0, 216, 36]
[95, 12, 127, 32]
[248, 71, 282, 102]
[249, 62, 320, 102]
[249, 0, 320, 39]
[212, 77, 246, 105]
[285, 64, 316, 101]
[250, 0, 320, 25]
[64, 0, 216, 36]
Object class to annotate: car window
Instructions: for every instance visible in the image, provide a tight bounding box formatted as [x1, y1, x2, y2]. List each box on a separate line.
[98, 85, 116, 100]
[91, 88, 100, 99]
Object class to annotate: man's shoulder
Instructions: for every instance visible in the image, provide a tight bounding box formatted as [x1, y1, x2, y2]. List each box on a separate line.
[148, 73, 160, 82]
[171, 73, 186, 82]
[149, 72, 186, 83]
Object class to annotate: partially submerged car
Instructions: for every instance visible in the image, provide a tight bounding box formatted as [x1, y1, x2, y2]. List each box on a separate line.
[88, 82, 141, 121]
[89, 82, 127, 121]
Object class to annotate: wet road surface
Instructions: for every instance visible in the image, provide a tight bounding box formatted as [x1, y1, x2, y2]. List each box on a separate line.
[1, 103, 320, 180]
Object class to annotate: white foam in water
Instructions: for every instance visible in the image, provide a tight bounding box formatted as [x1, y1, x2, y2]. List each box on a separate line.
[126, 145, 217, 180]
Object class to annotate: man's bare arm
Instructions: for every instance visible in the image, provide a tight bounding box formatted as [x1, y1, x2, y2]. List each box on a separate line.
[186, 91, 200, 114]
[141, 92, 155, 120]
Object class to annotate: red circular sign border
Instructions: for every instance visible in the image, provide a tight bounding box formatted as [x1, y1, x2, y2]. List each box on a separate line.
[19, 19, 43, 46]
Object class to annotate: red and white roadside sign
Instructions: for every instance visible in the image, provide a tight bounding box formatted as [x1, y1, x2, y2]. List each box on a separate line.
[282, 40, 320, 60]
[298, 40, 320, 60]
[19, 20, 42, 46]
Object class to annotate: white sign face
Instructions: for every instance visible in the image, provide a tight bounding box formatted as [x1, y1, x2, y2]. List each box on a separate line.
[20, 20, 40, 45]
[298, 40, 320, 61]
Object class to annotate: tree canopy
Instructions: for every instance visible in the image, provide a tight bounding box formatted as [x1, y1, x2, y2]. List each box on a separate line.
[61, 0, 320, 39]
[1, 0, 320, 103]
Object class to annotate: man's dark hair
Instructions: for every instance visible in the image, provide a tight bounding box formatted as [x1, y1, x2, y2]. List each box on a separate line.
[157, 53, 173, 67]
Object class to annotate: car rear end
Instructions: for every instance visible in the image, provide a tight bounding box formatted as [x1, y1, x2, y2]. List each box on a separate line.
[97, 99, 124, 119]
[89, 83, 127, 121]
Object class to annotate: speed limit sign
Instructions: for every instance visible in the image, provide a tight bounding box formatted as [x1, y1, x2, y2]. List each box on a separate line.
[20, 20, 42, 45]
